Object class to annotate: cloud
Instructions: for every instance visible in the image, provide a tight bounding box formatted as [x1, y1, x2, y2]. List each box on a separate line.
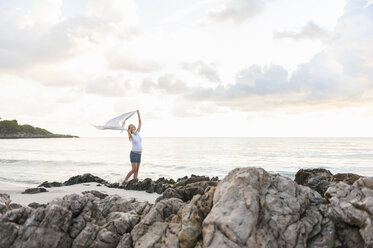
[106, 50, 160, 73]
[181, 61, 221, 82]
[85, 76, 132, 97]
[0, 0, 140, 84]
[274, 21, 330, 40]
[171, 102, 225, 118]
[141, 74, 190, 94]
[188, 0, 373, 111]
[207, 0, 267, 24]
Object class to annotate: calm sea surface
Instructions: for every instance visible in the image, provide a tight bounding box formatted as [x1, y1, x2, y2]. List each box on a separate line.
[1, 137, 373, 185]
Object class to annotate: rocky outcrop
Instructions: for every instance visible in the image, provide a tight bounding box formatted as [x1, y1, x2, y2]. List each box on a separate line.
[0, 193, 151, 248]
[295, 168, 334, 195]
[0, 193, 11, 215]
[324, 177, 373, 246]
[2, 167, 373, 247]
[63, 173, 108, 186]
[203, 167, 328, 247]
[118, 177, 175, 194]
[332, 173, 362, 185]
[21, 187, 48, 194]
[82, 190, 108, 199]
[295, 168, 362, 196]
[156, 180, 218, 203]
[38, 181, 63, 188]
[39, 174, 217, 198]
[28, 202, 47, 209]
[177, 186, 216, 248]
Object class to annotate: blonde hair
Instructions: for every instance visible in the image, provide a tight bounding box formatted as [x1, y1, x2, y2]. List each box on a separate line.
[127, 124, 135, 141]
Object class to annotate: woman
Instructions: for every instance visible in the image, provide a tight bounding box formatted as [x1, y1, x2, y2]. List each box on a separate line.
[124, 110, 142, 181]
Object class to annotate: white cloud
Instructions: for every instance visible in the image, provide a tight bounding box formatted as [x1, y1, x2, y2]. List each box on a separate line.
[181, 61, 221, 82]
[85, 76, 132, 97]
[0, 0, 140, 85]
[106, 49, 160, 72]
[207, 0, 268, 24]
[188, 0, 373, 111]
[274, 21, 330, 40]
[141, 74, 190, 94]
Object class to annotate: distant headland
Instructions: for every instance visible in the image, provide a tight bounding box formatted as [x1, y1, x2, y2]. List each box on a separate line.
[0, 119, 79, 139]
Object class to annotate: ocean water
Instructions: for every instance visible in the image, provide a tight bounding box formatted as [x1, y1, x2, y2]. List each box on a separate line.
[1, 137, 373, 185]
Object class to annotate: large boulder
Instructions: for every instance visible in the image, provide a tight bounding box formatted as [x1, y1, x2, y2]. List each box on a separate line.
[203, 167, 329, 248]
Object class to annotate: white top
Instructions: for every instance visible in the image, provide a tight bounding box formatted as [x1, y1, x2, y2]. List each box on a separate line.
[131, 130, 143, 152]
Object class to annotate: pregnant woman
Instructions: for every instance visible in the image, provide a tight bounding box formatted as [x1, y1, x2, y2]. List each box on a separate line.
[124, 110, 142, 181]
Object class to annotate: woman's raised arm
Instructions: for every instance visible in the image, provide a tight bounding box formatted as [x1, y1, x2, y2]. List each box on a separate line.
[137, 110, 142, 132]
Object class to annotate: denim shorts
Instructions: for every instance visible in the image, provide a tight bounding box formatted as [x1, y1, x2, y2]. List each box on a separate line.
[130, 151, 141, 163]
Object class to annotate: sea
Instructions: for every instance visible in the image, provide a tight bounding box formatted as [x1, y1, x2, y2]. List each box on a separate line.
[1, 137, 373, 186]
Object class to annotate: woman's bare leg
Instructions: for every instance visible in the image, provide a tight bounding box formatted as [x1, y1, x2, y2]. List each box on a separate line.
[125, 163, 137, 181]
[134, 163, 140, 179]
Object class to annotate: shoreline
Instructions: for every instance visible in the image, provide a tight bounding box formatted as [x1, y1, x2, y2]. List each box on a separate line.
[0, 134, 79, 139]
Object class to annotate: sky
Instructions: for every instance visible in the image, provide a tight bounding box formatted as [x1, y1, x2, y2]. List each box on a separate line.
[0, 0, 372, 137]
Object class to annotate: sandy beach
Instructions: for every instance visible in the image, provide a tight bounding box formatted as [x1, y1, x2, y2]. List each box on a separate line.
[0, 180, 160, 205]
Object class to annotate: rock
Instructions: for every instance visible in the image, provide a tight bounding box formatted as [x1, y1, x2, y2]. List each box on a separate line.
[355, 177, 373, 189]
[131, 198, 184, 248]
[0, 222, 19, 247]
[178, 186, 216, 248]
[117, 233, 132, 248]
[0, 193, 147, 248]
[325, 180, 373, 246]
[106, 182, 120, 188]
[332, 173, 362, 185]
[203, 167, 327, 247]
[121, 177, 174, 194]
[294, 168, 333, 196]
[156, 181, 218, 203]
[122, 178, 140, 190]
[2, 167, 373, 248]
[9, 203, 22, 210]
[82, 190, 108, 199]
[175, 175, 211, 187]
[28, 202, 47, 209]
[10, 205, 73, 248]
[0, 193, 11, 215]
[38, 181, 63, 188]
[22, 187, 48, 194]
[156, 177, 176, 185]
[63, 173, 108, 186]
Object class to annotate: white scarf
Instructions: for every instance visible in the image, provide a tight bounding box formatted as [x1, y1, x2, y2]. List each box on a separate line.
[94, 111, 136, 131]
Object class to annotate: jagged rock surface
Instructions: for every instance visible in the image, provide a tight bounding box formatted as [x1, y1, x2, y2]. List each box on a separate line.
[1, 168, 373, 248]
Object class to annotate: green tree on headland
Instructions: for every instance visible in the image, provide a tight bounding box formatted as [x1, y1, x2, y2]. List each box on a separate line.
[0, 120, 52, 135]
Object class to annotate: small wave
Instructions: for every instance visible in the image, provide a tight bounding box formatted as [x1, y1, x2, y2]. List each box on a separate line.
[0, 159, 106, 167]
[0, 176, 41, 185]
